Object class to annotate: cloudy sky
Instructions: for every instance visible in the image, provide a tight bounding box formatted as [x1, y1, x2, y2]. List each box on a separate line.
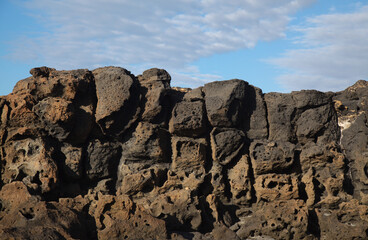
[1, 0, 367, 95]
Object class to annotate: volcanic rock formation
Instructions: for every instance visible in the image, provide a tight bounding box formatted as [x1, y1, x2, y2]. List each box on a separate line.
[1, 66, 368, 239]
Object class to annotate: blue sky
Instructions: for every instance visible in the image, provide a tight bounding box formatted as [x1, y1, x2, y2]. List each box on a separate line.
[1, 0, 368, 95]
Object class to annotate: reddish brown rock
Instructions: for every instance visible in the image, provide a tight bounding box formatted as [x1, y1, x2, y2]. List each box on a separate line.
[316, 200, 368, 239]
[227, 155, 253, 205]
[8, 67, 95, 144]
[1, 138, 58, 193]
[254, 174, 299, 202]
[171, 137, 207, 174]
[33, 97, 75, 141]
[139, 188, 202, 231]
[3, 93, 39, 140]
[236, 200, 313, 240]
[0, 182, 89, 240]
[86, 193, 167, 240]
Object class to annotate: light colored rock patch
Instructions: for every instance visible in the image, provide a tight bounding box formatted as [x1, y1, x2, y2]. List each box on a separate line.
[338, 112, 364, 144]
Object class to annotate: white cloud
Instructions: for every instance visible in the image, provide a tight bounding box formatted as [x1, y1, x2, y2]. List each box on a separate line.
[270, 5, 368, 92]
[11, 0, 313, 87]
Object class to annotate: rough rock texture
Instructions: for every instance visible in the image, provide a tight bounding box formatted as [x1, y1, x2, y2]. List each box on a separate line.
[93, 67, 140, 136]
[0, 66, 367, 239]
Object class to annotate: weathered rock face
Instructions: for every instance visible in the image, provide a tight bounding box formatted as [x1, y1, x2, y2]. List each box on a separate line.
[93, 67, 140, 136]
[0, 66, 367, 239]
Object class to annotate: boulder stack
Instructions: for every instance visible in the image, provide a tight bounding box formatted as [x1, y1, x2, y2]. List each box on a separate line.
[0, 66, 367, 239]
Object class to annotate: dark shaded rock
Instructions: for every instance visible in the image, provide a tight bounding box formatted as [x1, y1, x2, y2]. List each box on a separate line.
[265, 90, 339, 145]
[120, 122, 171, 163]
[333, 81, 368, 203]
[264, 92, 295, 142]
[296, 103, 339, 144]
[93, 67, 140, 136]
[291, 90, 330, 109]
[85, 139, 122, 181]
[204, 79, 247, 128]
[138, 68, 171, 124]
[116, 122, 171, 195]
[339, 113, 368, 203]
[210, 127, 245, 166]
[169, 100, 206, 137]
[140, 68, 171, 87]
[29, 66, 54, 78]
[246, 86, 268, 140]
[183, 87, 204, 102]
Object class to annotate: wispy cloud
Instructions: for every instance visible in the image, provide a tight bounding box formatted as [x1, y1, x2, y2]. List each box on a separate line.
[10, 0, 313, 87]
[270, 5, 368, 92]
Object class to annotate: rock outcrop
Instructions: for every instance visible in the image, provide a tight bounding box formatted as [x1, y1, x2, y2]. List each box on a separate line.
[0, 66, 368, 239]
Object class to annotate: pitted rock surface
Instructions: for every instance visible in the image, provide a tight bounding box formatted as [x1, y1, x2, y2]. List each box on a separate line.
[0, 66, 367, 239]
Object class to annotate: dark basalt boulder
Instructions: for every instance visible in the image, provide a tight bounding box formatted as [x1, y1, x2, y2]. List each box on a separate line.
[85, 139, 122, 181]
[93, 67, 140, 136]
[204, 79, 247, 128]
[210, 127, 245, 166]
[0, 67, 368, 239]
[169, 100, 207, 137]
[333, 80, 368, 204]
[245, 86, 268, 140]
[138, 68, 172, 125]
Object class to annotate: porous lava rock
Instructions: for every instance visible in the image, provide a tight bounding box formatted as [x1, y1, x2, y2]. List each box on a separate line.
[93, 67, 140, 136]
[0, 66, 367, 239]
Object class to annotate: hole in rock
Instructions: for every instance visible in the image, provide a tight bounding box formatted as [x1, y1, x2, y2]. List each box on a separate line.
[20, 208, 35, 220]
[267, 181, 277, 189]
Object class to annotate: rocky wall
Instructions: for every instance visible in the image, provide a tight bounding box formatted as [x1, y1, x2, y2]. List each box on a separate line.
[0, 66, 368, 239]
